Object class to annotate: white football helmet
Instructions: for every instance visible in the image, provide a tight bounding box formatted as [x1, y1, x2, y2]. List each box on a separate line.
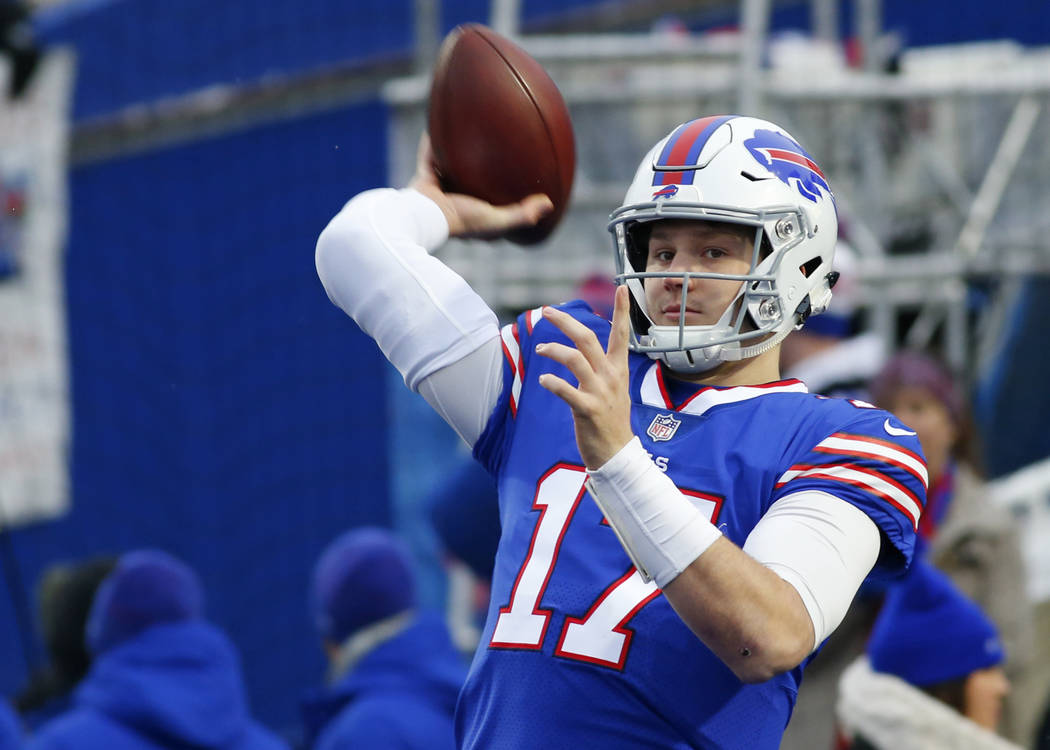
[608, 115, 839, 374]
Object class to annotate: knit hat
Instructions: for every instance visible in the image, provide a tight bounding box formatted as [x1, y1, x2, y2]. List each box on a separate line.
[868, 559, 1004, 687]
[869, 350, 962, 424]
[311, 527, 417, 644]
[574, 273, 617, 320]
[85, 549, 204, 654]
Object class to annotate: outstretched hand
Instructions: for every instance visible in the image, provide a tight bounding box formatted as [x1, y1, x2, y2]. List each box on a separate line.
[535, 285, 635, 470]
[408, 133, 553, 239]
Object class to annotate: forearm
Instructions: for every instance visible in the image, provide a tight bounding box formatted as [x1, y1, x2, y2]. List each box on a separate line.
[663, 539, 814, 682]
[586, 438, 880, 682]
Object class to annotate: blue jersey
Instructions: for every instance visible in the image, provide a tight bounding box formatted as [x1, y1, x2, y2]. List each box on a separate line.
[463, 302, 924, 750]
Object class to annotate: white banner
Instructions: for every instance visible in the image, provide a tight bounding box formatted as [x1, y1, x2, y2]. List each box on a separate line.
[0, 50, 75, 526]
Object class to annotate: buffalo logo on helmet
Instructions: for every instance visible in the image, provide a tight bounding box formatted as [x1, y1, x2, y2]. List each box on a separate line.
[744, 129, 832, 204]
[651, 184, 679, 200]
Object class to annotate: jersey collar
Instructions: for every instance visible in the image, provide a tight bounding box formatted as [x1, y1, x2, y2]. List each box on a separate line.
[639, 361, 808, 416]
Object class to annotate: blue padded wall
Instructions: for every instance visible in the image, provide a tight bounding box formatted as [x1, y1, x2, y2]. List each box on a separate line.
[34, 0, 614, 123]
[34, 0, 414, 120]
[708, 0, 1050, 46]
[0, 99, 392, 734]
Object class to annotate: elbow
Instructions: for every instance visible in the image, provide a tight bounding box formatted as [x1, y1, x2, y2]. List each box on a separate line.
[314, 215, 350, 286]
[729, 626, 814, 684]
[315, 211, 368, 305]
[733, 658, 798, 685]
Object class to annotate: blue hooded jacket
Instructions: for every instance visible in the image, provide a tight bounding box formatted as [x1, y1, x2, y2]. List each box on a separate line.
[25, 621, 286, 750]
[0, 700, 22, 750]
[301, 612, 466, 750]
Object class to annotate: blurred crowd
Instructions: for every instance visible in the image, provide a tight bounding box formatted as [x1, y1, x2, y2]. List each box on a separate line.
[4, 259, 1050, 750]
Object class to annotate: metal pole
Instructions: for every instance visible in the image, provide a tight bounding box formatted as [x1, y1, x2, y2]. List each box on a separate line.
[414, 0, 441, 73]
[855, 0, 882, 71]
[957, 96, 1041, 261]
[739, 0, 770, 117]
[491, 0, 521, 38]
[811, 0, 839, 43]
[852, 0, 887, 239]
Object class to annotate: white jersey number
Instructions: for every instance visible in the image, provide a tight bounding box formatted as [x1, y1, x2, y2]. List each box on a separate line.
[490, 463, 721, 670]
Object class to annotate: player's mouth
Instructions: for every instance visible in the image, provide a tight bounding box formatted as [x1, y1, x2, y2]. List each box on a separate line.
[660, 304, 705, 324]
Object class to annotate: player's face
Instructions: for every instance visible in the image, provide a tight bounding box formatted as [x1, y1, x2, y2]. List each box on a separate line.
[884, 385, 957, 481]
[643, 220, 753, 328]
[963, 666, 1010, 730]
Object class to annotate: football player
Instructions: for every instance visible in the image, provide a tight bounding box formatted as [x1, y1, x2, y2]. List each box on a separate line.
[315, 116, 924, 749]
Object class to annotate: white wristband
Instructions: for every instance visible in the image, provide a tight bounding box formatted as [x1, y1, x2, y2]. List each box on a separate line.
[585, 437, 722, 588]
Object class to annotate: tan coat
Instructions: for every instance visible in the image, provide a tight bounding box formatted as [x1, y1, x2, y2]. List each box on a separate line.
[929, 463, 1040, 746]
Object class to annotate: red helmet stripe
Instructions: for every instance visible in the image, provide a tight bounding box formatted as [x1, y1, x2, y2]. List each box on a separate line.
[653, 115, 733, 186]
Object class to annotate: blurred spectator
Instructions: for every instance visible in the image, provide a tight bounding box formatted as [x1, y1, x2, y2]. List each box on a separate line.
[300, 527, 465, 750]
[573, 272, 617, 321]
[427, 458, 499, 653]
[0, 0, 40, 98]
[25, 550, 286, 750]
[15, 556, 116, 730]
[871, 350, 1038, 744]
[0, 699, 22, 750]
[836, 559, 1017, 749]
[781, 241, 886, 399]
[427, 459, 499, 583]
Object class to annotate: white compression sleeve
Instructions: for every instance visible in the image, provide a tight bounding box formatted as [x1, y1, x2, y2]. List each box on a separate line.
[315, 187, 500, 393]
[743, 490, 881, 650]
[585, 437, 723, 588]
[417, 338, 504, 447]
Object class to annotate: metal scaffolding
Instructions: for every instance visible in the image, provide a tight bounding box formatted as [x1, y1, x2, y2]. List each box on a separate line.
[383, 4, 1050, 386]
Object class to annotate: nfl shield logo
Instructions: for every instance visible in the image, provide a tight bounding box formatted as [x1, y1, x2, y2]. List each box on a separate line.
[646, 413, 681, 442]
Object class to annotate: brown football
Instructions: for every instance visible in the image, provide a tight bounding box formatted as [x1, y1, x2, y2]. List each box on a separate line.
[428, 23, 575, 246]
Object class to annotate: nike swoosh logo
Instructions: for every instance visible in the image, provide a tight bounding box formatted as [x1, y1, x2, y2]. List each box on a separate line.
[883, 418, 917, 437]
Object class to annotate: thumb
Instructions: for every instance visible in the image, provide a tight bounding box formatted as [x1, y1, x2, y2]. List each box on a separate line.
[515, 193, 554, 226]
[465, 193, 553, 237]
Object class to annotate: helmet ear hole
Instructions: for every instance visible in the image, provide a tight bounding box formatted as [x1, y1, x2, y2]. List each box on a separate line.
[799, 257, 823, 278]
[625, 222, 651, 272]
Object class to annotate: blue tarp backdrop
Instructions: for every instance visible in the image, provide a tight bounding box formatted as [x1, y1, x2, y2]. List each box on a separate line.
[0, 99, 393, 733]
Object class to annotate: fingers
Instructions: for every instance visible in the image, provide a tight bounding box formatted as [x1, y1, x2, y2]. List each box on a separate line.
[607, 285, 632, 361]
[537, 371, 586, 410]
[534, 340, 592, 391]
[541, 306, 607, 368]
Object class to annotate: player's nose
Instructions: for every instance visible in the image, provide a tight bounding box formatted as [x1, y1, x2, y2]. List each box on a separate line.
[662, 268, 698, 292]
